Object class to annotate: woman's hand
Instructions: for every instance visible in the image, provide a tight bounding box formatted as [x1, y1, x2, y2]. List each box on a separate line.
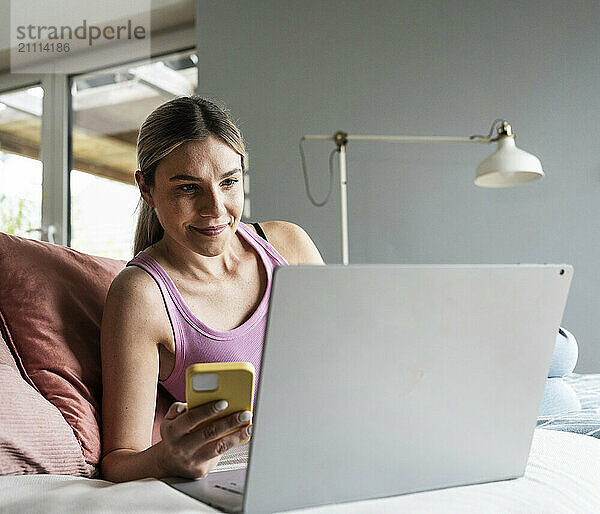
[158, 400, 252, 479]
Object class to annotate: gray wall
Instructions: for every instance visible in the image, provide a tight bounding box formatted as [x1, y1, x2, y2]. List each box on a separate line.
[197, 0, 600, 373]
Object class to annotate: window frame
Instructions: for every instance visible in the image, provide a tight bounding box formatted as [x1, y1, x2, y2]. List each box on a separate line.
[0, 25, 195, 245]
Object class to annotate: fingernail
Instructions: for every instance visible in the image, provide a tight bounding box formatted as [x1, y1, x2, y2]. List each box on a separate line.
[247, 425, 253, 436]
[176, 403, 187, 413]
[238, 411, 252, 422]
[215, 400, 228, 412]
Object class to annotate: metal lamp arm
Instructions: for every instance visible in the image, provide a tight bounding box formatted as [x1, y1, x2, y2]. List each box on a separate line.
[301, 119, 521, 265]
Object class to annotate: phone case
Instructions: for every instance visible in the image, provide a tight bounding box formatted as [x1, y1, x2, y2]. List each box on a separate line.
[185, 362, 255, 442]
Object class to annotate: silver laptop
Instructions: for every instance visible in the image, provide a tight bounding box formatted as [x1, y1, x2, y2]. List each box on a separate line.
[163, 264, 573, 513]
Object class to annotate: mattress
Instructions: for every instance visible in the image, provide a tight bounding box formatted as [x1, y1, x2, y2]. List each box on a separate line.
[1, 374, 599, 513]
[0, 429, 599, 513]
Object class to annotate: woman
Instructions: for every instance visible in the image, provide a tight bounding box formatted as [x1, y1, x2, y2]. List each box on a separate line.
[100, 96, 323, 483]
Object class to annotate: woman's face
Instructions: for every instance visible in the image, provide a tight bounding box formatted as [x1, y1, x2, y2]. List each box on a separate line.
[144, 136, 244, 258]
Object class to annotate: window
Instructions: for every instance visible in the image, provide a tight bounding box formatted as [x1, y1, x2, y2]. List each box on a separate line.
[0, 86, 43, 239]
[69, 50, 197, 259]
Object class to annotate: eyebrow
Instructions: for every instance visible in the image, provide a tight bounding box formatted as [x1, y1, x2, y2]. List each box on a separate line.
[169, 168, 242, 182]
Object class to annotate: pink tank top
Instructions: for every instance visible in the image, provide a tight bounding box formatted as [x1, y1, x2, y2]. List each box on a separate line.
[126, 222, 288, 402]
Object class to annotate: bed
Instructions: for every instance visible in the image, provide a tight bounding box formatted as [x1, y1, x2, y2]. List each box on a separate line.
[1, 375, 598, 513]
[1, 232, 599, 512]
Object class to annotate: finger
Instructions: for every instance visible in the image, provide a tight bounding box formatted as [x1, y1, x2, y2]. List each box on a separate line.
[193, 424, 252, 463]
[173, 400, 229, 439]
[164, 402, 187, 421]
[189, 410, 252, 445]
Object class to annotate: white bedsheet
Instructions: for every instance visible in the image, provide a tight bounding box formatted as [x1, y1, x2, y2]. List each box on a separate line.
[1, 428, 599, 513]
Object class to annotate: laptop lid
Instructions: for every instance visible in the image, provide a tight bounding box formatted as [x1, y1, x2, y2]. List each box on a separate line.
[243, 264, 572, 513]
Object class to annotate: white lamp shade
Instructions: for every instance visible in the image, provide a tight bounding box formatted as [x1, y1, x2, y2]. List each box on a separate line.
[475, 137, 544, 188]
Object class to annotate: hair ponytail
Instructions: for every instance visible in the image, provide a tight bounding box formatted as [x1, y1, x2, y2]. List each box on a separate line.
[133, 201, 164, 256]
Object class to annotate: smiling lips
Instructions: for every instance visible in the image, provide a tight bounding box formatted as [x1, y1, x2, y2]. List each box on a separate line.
[191, 224, 228, 236]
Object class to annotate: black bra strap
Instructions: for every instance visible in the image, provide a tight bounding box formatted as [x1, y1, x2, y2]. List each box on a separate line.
[251, 222, 268, 242]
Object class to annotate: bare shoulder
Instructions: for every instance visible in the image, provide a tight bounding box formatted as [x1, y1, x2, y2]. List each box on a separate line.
[107, 265, 159, 303]
[103, 265, 171, 347]
[254, 220, 324, 265]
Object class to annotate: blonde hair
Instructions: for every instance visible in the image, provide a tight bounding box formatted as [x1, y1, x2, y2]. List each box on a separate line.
[133, 96, 246, 255]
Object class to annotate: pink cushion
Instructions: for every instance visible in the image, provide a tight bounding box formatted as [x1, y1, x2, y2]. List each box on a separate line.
[0, 331, 95, 476]
[0, 232, 174, 473]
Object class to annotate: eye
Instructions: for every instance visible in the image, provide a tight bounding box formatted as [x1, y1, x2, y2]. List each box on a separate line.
[221, 178, 239, 188]
[177, 184, 198, 193]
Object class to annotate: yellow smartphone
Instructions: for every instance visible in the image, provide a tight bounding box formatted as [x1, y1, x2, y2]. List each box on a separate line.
[185, 362, 255, 442]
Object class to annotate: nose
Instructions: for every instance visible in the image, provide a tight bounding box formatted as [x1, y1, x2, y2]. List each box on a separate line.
[198, 187, 227, 217]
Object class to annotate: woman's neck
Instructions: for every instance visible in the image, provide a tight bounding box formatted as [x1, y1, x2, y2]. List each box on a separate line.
[148, 232, 247, 281]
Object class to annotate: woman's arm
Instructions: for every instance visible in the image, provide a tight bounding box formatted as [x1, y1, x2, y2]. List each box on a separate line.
[259, 221, 324, 265]
[100, 267, 171, 481]
[100, 268, 251, 482]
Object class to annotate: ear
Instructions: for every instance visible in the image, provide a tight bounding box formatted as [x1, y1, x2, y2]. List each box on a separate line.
[135, 170, 155, 208]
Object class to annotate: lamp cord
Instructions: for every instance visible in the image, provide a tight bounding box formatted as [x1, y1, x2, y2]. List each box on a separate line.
[299, 136, 337, 207]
